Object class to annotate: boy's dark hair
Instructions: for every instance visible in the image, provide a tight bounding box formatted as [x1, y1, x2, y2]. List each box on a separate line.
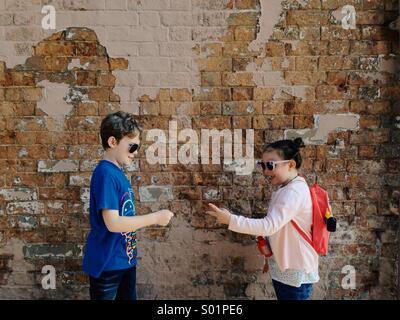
[100, 111, 141, 149]
[263, 138, 305, 169]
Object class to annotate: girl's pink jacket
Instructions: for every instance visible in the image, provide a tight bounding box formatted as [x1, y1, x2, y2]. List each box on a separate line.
[228, 176, 319, 273]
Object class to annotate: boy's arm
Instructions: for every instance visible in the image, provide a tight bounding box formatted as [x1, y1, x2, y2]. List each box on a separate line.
[102, 209, 174, 233]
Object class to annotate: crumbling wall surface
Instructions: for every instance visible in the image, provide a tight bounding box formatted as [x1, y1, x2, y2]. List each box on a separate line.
[0, 0, 399, 299]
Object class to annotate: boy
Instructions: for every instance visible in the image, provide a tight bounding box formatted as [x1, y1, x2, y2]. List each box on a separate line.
[82, 111, 174, 300]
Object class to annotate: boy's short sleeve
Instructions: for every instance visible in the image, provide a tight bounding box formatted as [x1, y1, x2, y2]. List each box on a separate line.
[93, 173, 119, 212]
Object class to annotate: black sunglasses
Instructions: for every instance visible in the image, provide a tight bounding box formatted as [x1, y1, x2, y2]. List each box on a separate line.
[129, 143, 140, 153]
[257, 160, 290, 171]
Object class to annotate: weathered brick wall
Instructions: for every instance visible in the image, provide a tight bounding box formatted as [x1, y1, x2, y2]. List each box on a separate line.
[0, 0, 399, 299]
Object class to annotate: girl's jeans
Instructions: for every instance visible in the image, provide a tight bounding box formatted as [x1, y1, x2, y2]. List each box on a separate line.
[272, 279, 313, 300]
[89, 266, 137, 300]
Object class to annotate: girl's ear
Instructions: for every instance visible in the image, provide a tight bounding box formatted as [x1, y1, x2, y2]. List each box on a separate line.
[289, 159, 297, 170]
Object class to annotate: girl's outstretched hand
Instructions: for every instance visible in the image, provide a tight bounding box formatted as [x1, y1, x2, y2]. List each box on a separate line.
[206, 203, 232, 225]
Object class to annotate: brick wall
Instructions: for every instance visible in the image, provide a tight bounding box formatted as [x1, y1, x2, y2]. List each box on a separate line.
[0, 0, 399, 299]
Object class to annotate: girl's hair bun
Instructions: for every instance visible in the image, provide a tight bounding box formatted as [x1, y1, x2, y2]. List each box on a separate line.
[293, 137, 305, 149]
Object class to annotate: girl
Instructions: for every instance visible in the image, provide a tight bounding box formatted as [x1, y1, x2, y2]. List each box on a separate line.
[206, 138, 319, 300]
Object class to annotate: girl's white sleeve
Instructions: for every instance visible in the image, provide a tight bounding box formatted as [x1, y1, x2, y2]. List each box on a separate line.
[228, 187, 303, 237]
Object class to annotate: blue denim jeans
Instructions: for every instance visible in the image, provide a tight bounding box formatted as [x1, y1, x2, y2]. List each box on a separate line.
[272, 279, 313, 300]
[89, 266, 137, 300]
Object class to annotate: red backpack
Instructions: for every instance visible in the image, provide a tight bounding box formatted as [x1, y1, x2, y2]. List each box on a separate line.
[257, 180, 336, 257]
[291, 183, 335, 256]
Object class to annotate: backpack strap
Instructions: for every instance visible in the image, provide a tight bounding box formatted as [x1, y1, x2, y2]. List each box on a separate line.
[290, 173, 315, 249]
[291, 220, 313, 249]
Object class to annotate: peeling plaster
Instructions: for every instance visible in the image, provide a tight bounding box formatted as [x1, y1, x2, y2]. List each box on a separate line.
[285, 114, 360, 144]
[38, 160, 79, 173]
[248, 0, 285, 52]
[37, 80, 74, 126]
[139, 186, 174, 202]
[245, 1, 313, 100]
[246, 0, 285, 87]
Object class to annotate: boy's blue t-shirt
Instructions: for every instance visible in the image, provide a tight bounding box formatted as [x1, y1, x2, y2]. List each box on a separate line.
[82, 160, 137, 278]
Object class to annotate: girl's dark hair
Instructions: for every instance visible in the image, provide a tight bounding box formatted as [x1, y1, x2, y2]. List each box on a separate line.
[263, 137, 305, 169]
[100, 111, 141, 149]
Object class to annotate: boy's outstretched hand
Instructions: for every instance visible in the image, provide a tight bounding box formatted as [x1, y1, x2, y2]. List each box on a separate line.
[155, 209, 174, 226]
[206, 203, 232, 225]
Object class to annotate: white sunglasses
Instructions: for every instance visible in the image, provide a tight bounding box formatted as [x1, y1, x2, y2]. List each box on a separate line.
[257, 160, 290, 171]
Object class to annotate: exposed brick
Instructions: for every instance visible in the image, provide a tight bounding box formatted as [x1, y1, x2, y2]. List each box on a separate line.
[196, 57, 232, 72]
[286, 10, 329, 25]
[110, 58, 129, 70]
[159, 101, 199, 116]
[34, 42, 75, 56]
[232, 87, 253, 101]
[232, 116, 252, 128]
[357, 146, 377, 159]
[222, 72, 254, 86]
[234, 26, 256, 41]
[201, 72, 221, 86]
[227, 12, 258, 26]
[253, 88, 274, 101]
[0, 0, 396, 299]
[285, 71, 326, 85]
[223, 41, 258, 57]
[200, 101, 222, 115]
[319, 56, 359, 70]
[222, 101, 261, 115]
[253, 115, 272, 129]
[170, 88, 192, 102]
[294, 115, 314, 129]
[193, 88, 231, 101]
[350, 129, 391, 145]
[173, 186, 202, 200]
[193, 116, 231, 129]
[235, 0, 258, 9]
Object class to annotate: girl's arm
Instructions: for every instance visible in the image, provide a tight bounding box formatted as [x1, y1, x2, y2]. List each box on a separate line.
[228, 188, 303, 236]
[207, 187, 304, 237]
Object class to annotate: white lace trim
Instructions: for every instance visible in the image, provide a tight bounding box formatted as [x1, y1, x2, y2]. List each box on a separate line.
[269, 256, 320, 288]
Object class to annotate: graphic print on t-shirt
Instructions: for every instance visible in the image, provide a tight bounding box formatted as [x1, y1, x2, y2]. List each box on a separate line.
[119, 189, 137, 265]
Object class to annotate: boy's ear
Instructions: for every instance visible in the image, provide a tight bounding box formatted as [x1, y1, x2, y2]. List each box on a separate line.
[107, 136, 118, 148]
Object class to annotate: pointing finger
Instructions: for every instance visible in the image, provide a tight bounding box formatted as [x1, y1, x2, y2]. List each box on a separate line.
[208, 203, 221, 212]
